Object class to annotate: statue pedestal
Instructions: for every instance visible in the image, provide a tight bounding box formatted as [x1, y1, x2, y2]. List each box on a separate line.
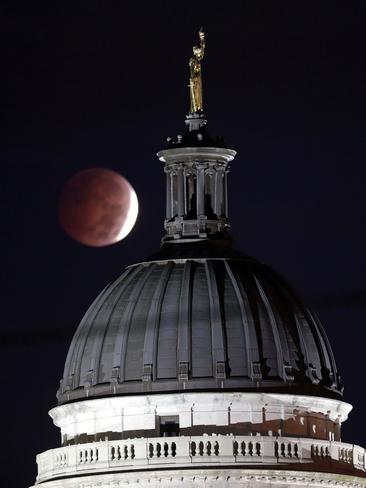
[185, 112, 207, 131]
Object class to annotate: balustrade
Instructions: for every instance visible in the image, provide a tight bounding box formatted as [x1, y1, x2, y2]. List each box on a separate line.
[78, 447, 99, 464]
[275, 441, 300, 459]
[36, 436, 366, 483]
[110, 443, 135, 461]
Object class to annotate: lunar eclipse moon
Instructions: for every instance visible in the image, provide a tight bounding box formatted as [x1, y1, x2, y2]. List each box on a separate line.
[58, 168, 138, 247]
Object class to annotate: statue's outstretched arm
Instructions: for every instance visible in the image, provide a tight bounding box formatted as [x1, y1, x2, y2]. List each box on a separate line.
[198, 29, 205, 60]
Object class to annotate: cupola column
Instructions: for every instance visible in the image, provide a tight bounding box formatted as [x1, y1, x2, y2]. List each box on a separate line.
[196, 163, 206, 217]
[177, 167, 185, 216]
[214, 165, 225, 217]
[166, 171, 173, 220]
[224, 170, 229, 217]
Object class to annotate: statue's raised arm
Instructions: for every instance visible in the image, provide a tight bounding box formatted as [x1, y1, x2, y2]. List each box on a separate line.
[189, 29, 205, 113]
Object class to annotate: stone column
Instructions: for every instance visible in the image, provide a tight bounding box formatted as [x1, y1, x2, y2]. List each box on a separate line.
[166, 171, 172, 220]
[177, 168, 185, 217]
[196, 163, 206, 217]
[224, 170, 229, 218]
[214, 166, 224, 218]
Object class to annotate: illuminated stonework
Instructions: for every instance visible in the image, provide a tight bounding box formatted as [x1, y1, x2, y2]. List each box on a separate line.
[31, 470, 366, 488]
[51, 393, 350, 445]
[30, 392, 365, 487]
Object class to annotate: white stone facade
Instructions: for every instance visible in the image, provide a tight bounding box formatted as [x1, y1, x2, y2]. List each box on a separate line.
[29, 392, 366, 487]
[50, 392, 351, 442]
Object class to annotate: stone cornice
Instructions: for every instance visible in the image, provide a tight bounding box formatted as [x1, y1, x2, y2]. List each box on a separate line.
[29, 468, 366, 488]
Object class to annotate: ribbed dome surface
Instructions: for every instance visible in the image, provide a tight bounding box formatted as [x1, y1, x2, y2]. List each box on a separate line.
[58, 244, 342, 404]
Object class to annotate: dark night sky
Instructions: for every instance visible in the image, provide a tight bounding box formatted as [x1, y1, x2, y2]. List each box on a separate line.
[2, 2, 366, 487]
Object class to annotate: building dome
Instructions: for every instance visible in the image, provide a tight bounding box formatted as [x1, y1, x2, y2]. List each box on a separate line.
[58, 240, 342, 405]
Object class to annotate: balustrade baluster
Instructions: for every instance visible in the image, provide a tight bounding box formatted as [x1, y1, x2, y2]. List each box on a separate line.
[148, 443, 154, 459]
[241, 441, 246, 456]
[281, 442, 285, 457]
[233, 441, 238, 456]
[206, 441, 211, 456]
[256, 442, 261, 456]
[214, 441, 219, 456]
[249, 442, 253, 456]
[274, 441, 278, 458]
[190, 441, 196, 457]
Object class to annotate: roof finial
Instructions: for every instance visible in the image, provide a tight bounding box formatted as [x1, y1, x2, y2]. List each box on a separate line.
[189, 28, 205, 114]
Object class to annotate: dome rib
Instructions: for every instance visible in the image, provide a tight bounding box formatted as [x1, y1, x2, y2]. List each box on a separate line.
[297, 300, 334, 386]
[86, 269, 141, 386]
[264, 266, 320, 381]
[62, 268, 134, 390]
[121, 264, 158, 382]
[156, 262, 183, 379]
[92, 267, 142, 384]
[293, 314, 314, 378]
[90, 273, 133, 383]
[253, 267, 298, 380]
[191, 262, 212, 378]
[99, 266, 146, 384]
[177, 261, 192, 374]
[227, 261, 262, 379]
[63, 287, 107, 388]
[253, 275, 287, 380]
[307, 307, 340, 390]
[258, 263, 341, 390]
[107, 265, 152, 383]
[204, 261, 227, 376]
[142, 261, 174, 380]
[222, 262, 247, 377]
[224, 261, 252, 377]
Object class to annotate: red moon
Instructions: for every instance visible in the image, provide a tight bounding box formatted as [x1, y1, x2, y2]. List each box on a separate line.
[58, 168, 138, 247]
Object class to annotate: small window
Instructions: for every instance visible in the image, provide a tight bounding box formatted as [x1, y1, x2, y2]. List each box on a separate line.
[159, 416, 180, 437]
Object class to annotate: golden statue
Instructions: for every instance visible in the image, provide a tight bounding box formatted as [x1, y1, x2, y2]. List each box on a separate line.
[189, 29, 205, 113]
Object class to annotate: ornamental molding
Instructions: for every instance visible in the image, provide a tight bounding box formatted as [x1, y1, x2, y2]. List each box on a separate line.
[157, 147, 236, 165]
[29, 468, 366, 488]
